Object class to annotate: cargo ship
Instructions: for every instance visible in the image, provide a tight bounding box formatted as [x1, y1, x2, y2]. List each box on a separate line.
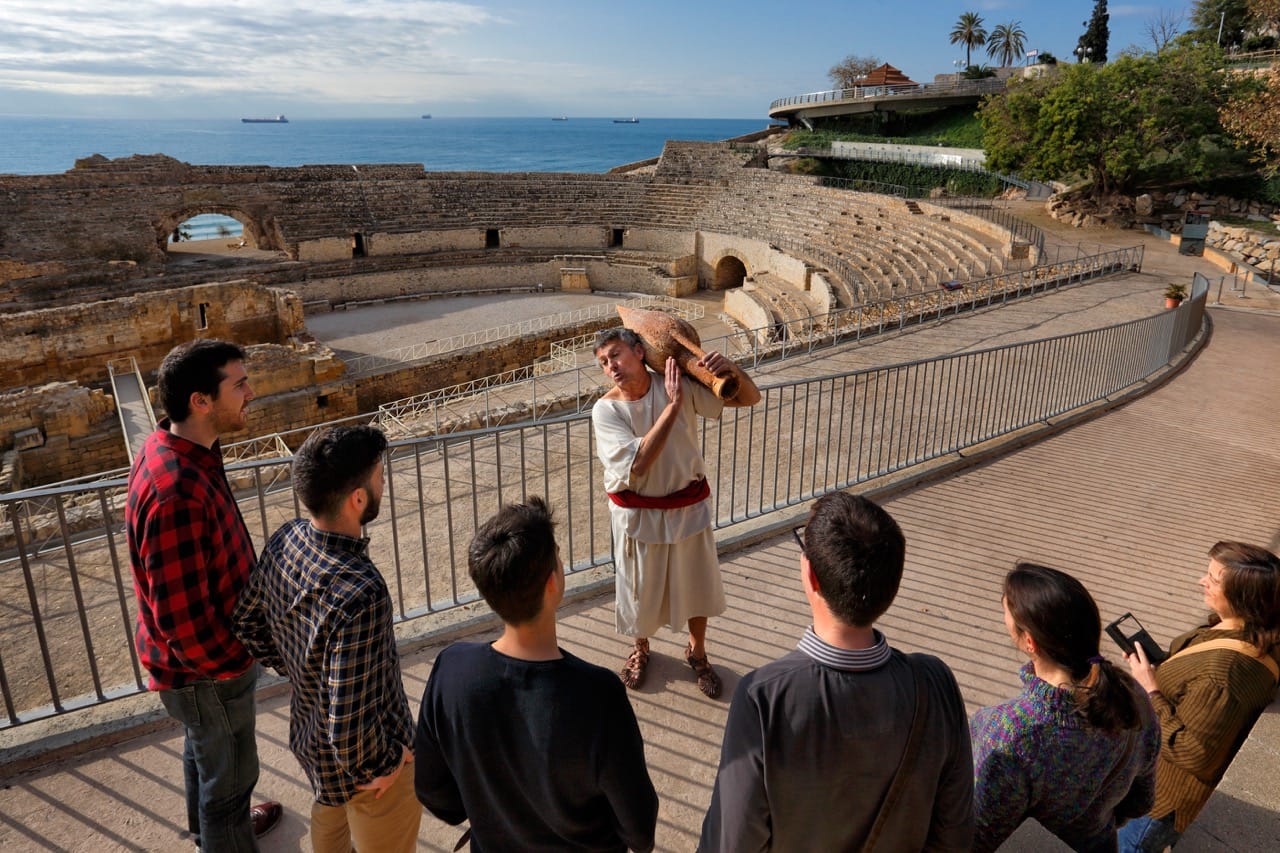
[242, 115, 288, 123]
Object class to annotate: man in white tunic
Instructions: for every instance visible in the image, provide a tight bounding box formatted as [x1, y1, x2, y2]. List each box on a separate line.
[592, 328, 760, 698]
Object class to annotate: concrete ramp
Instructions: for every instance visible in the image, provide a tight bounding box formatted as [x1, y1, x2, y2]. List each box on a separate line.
[108, 358, 156, 464]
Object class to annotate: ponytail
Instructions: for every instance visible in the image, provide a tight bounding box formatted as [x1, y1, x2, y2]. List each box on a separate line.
[1073, 657, 1141, 733]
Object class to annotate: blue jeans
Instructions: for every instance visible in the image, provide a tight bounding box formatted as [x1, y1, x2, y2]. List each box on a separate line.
[1117, 814, 1181, 853]
[159, 665, 261, 851]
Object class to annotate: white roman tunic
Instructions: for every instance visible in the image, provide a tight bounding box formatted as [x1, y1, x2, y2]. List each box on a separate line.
[592, 373, 727, 637]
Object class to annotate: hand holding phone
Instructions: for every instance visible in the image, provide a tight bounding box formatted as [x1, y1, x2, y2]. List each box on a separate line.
[1106, 612, 1168, 664]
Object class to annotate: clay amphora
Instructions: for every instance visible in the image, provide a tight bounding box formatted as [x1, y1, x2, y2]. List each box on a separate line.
[616, 305, 740, 400]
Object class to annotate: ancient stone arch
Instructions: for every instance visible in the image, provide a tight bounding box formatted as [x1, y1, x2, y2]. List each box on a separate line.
[713, 254, 748, 290]
[155, 205, 277, 252]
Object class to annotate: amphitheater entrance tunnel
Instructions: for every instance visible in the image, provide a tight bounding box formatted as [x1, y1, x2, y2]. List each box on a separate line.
[715, 255, 748, 290]
[168, 213, 245, 246]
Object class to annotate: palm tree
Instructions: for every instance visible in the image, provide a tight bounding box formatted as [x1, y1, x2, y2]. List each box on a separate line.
[950, 12, 988, 68]
[987, 21, 1027, 68]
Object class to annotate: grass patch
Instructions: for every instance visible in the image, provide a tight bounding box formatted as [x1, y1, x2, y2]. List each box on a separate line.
[782, 107, 986, 150]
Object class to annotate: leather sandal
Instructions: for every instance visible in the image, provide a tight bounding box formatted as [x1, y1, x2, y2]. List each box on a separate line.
[685, 646, 722, 698]
[620, 639, 649, 689]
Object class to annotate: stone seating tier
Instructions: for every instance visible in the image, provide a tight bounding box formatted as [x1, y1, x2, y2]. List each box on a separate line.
[268, 177, 718, 245]
[0, 155, 1010, 317]
[694, 181, 1008, 302]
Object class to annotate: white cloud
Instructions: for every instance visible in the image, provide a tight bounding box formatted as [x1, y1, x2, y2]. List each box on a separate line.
[1110, 6, 1161, 18]
[0, 1, 504, 103]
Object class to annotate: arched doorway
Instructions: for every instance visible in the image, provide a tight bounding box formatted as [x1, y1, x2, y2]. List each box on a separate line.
[168, 213, 244, 247]
[715, 255, 747, 290]
[159, 207, 279, 262]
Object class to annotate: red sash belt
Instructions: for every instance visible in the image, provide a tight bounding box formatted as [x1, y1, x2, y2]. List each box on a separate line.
[608, 477, 710, 509]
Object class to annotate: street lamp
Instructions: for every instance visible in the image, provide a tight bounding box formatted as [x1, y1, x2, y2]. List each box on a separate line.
[1075, 45, 1093, 63]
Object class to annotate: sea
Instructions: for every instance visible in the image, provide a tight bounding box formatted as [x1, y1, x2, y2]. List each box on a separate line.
[3, 116, 771, 240]
[0, 116, 769, 176]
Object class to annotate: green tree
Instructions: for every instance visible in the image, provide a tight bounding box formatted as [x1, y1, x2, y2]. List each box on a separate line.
[828, 54, 883, 90]
[1222, 63, 1280, 175]
[1077, 0, 1110, 62]
[1189, 0, 1251, 47]
[987, 21, 1028, 67]
[950, 12, 988, 68]
[980, 43, 1246, 193]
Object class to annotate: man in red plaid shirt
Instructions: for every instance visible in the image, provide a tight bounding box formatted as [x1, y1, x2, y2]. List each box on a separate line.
[126, 339, 281, 850]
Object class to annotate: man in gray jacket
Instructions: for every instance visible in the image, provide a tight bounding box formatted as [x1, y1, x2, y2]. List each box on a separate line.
[699, 491, 973, 852]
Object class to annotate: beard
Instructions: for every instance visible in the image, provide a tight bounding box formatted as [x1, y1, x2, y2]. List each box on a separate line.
[360, 486, 382, 525]
[212, 403, 248, 435]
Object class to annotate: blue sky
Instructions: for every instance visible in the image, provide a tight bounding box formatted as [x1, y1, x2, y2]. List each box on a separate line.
[0, 1, 1185, 119]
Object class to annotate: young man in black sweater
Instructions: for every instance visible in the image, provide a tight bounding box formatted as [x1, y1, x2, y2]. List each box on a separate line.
[414, 497, 658, 852]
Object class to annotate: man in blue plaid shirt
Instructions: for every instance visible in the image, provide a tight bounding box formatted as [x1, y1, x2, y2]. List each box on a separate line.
[234, 425, 419, 852]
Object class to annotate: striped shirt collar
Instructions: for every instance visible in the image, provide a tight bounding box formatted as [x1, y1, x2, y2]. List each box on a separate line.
[797, 626, 891, 671]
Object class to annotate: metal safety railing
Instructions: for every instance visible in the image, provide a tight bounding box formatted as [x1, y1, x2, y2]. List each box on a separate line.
[0, 265, 1205, 730]
[932, 198, 1048, 254]
[769, 77, 1009, 112]
[363, 246, 1138, 439]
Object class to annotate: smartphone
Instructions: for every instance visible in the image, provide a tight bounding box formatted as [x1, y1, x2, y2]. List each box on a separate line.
[1105, 612, 1167, 664]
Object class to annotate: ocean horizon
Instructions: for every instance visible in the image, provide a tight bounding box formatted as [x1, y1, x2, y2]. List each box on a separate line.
[0, 116, 773, 177]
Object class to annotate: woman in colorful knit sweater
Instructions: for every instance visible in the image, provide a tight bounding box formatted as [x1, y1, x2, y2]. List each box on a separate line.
[1118, 542, 1280, 852]
[970, 563, 1161, 853]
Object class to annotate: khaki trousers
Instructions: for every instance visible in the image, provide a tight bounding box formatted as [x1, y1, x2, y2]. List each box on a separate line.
[310, 764, 421, 853]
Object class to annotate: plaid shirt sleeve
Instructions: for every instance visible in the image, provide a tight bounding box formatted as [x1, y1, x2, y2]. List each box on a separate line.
[230, 556, 285, 674]
[326, 589, 406, 782]
[136, 494, 250, 675]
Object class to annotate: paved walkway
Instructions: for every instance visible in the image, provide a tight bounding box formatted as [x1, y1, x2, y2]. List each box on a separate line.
[3, 225, 1279, 850]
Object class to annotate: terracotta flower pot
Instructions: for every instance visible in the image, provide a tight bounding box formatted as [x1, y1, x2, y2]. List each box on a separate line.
[1165, 297, 1183, 309]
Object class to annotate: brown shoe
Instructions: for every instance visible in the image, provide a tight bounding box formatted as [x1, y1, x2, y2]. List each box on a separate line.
[251, 801, 283, 838]
[685, 646, 722, 698]
[620, 639, 650, 690]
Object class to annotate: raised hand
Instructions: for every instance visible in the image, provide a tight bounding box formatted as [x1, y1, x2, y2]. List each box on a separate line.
[664, 356, 683, 407]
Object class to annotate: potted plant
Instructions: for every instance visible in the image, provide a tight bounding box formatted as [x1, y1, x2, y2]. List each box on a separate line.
[1164, 283, 1187, 309]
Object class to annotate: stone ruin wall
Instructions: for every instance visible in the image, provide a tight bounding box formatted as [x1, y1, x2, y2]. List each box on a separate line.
[0, 281, 305, 389]
[295, 240, 698, 309]
[221, 344, 357, 448]
[0, 279, 355, 491]
[0, 155, 718, 314]
[0, 156, 706, 275]
[0, 382, 125, 486]
[0, 341, 358, 493]
[0, 157, 445, 286]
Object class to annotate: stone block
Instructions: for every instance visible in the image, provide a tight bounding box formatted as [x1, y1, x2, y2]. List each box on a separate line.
[14, 427, 44, 451]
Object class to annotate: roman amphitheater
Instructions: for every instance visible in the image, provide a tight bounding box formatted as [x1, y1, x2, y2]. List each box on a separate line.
[10, 123, 1280, 853]
[0, 132, 1183, 744]
[0, 129, 1172, 722]
[0, 134, 1048, 489]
